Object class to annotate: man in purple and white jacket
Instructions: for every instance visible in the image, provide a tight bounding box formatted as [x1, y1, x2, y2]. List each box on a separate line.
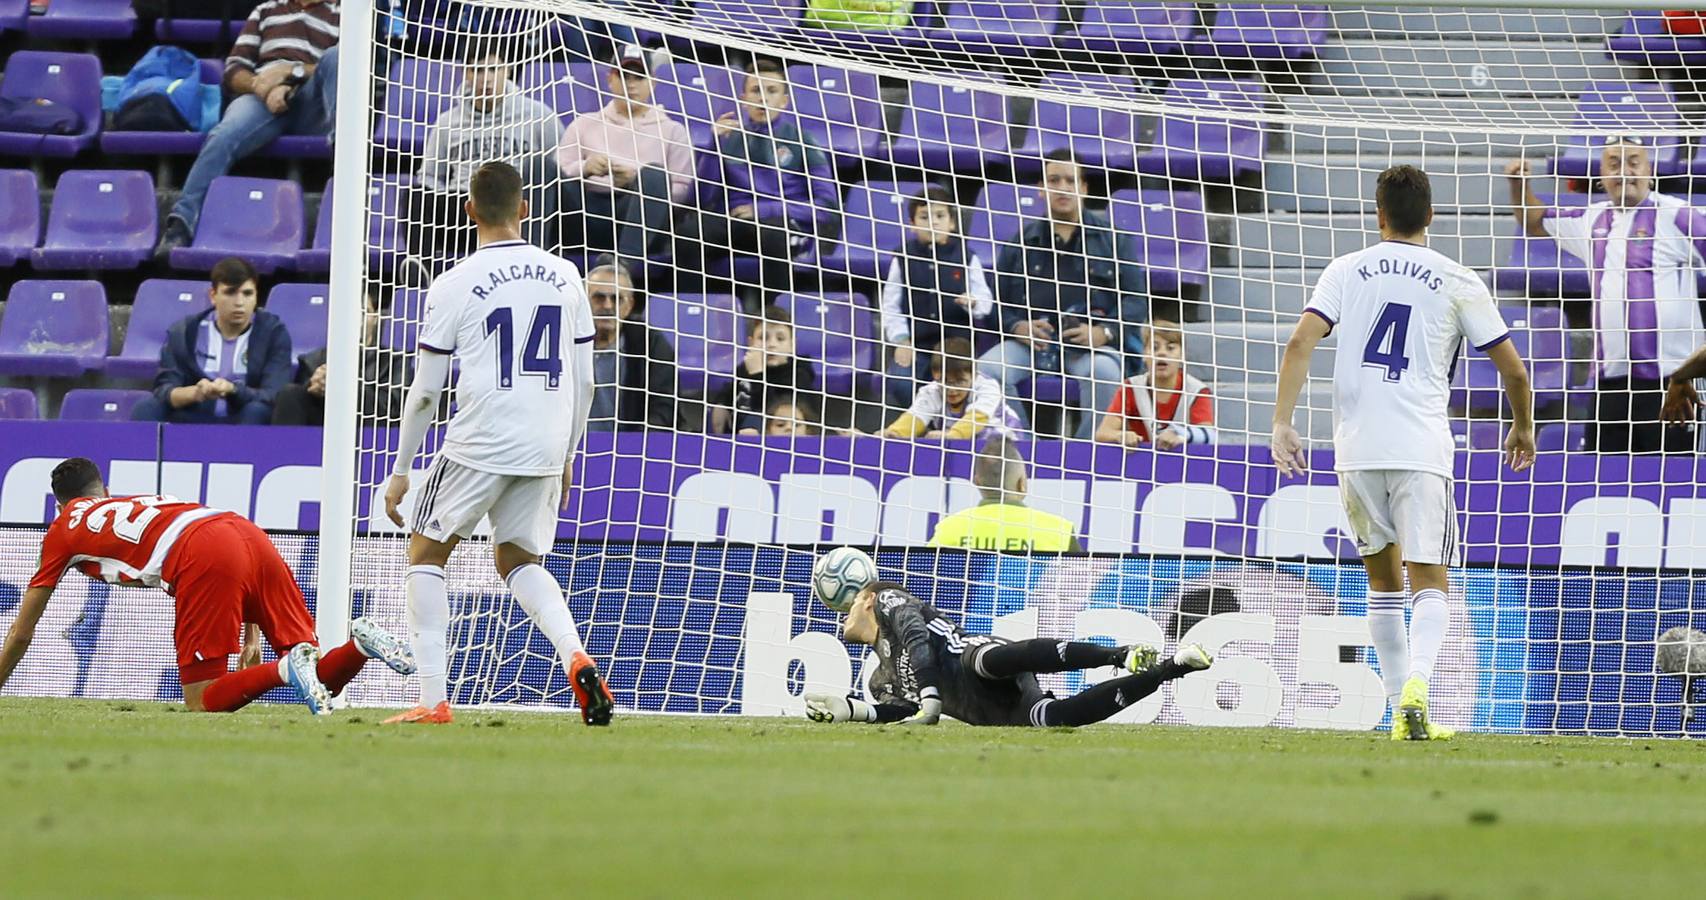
[1508, 137, 1706, 453]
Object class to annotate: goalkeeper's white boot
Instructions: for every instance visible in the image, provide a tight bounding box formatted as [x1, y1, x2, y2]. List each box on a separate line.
[281, 643, 332, 716]
[351, 616, 417, 675]
[1173, 644, 1213, 671]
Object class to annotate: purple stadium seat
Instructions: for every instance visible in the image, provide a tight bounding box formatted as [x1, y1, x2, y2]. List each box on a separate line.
[171, 176, 304, 274]
[1185, 4, 1328, 60]
[932, 1, 1062, 51]
[0, 280, 108, 377]
[1449, 419, 1506, 451]
[109, 279, 206, 379]
[1065, 1, 1197, 55]
[0, 52, 103, 158]
[1016, 73, 1139, 172]
[0, 169, 40, 266]
[1553, 83, 1684, 178]
[786, 65, 885, 165]
[267, 283, 331, 353]
[0, 388, 38, 419]
[775, 293, 877, 395]
[0, 0, 26, 31]
[32, 170, 157, 271]
[651, 63, 740, 149]
[690, 0, 805, 34]
[1537, 422, 1588, 452]
[1492, 192, 1592, 298]
[1453, 306, 1567, 413]
[520, 62, 604, 121]
[1136, 78, 1265, 181]
[155, 16, 245, 44]
[26, 0, 136, 39]
[1606, 11, 1706, 70]
[298, 176, 408, 273]
[646, 293, 739, 397]
[966, 182, 1045, 270]
[102, 59, 222, 157]
[1016, 376, 1078, 407]
[59, 388, 151, 421]
[1108, 189, 1210, 295]
[818, 180, 927, 279]
[375, 59, 460, 156]
[889, 76, 1010, 173]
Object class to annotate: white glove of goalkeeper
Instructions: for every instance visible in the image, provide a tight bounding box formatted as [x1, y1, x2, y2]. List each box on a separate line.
[899, 694, 942, 726]
[804, 692, 875, 724]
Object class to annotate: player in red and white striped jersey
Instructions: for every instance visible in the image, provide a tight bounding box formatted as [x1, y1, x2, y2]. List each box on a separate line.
[0, 457, 417, 714]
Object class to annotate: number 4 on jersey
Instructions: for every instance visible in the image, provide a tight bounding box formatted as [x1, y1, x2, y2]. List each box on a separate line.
[485, 306, 564, 390]
[1361, 302, 1412, 382]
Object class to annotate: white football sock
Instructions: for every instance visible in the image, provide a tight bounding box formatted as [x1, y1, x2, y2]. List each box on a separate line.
[1367, 590, 1410, 710]
[506, 564, 588, 675]
[406, 564, 450, 707]
[1408, 588, 1450, 684]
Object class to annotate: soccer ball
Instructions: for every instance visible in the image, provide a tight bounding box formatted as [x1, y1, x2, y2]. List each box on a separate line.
[813, 547, 876, 613]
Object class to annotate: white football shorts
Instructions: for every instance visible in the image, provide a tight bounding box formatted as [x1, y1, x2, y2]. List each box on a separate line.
[410, 457, 561, 556]
[1337, 469, 1460, 566]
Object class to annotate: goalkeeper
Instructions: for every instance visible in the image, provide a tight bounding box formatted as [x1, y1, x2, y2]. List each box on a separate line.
[807, 578, 1212, 727]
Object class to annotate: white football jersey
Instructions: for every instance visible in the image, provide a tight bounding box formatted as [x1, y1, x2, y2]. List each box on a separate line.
[1306, 240, 1509, 477]
[418, 239, 594, 475]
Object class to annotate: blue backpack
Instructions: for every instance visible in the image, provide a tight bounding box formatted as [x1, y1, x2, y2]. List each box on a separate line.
[115, 46, 203, 132]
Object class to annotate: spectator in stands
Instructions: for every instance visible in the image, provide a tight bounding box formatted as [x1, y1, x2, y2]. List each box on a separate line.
[410, 42, 562, 276]
[1508, 140, 1706, 453]
[586, 263, 694, 431]
[555, 44, 694, 272]
[882, 184, 995, 409]
[765, 395, 822, 438]
[1094, 320, 1216, 448]
[717, 306, 817, 435]
[155, 0, 341, 257]
[882, 338, 1022, 442]
[978, 149, 1148, 440]
[132, 257, 293, 425]
[272, 292, 409, 426]
[674, 56, 841, 305]
[927, 437, 1081, 552]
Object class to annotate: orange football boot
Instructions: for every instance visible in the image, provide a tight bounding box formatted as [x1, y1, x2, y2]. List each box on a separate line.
[382, 701, 453, 725]
[568, 653, 615, 726]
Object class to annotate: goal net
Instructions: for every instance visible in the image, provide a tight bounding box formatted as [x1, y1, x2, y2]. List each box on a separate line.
[321, 0, 1706, 735]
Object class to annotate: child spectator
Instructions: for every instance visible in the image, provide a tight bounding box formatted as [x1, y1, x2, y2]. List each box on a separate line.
[1094, 321, 1215, 448]
[717, 306, 817, 434]
[882, 184, 994, 409]
[765, 395, 822, 437]
[884, 338, 1023, 441]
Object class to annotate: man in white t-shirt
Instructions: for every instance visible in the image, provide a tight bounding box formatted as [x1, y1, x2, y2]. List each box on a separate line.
[1271, 165, 1536, 741]
[380, 161, 612, 727]
[1507, 138, 1706, 453]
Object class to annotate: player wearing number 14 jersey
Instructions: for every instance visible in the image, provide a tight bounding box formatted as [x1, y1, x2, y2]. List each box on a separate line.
[1271, 165, 1536, 741]
[382, 161, 613, 726]
[0, 458, 417, 713]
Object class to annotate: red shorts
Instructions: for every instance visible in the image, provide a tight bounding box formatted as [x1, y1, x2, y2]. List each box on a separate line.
[163, 515, 317, 685]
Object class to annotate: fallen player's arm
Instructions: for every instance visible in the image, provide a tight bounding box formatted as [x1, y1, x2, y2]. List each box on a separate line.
[881, 601, 944, 725]
[804, 693, 921, 724]
[0, 586, 54, 691]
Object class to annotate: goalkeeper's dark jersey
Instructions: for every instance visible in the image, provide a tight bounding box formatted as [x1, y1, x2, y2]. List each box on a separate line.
[867, 586, 1048, 726]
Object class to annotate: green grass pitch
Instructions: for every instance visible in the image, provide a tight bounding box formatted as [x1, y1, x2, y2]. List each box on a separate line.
[3, 697, 1704, 898]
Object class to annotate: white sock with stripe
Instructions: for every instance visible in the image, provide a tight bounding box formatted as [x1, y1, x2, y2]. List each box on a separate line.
[406, 564, 450, 707]
[506, 563, 588, 677]
[1367, 590, 1410, 711]
[1408, 588, 1451, 685]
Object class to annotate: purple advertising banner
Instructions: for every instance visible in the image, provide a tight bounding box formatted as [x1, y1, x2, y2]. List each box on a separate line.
[0, 422, 1701, 567]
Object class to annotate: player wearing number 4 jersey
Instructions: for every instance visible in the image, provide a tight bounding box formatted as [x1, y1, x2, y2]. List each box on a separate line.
[383, 161, 614, 726]
[0, 458, 417, 713]
[1272, 165, 1536, 741]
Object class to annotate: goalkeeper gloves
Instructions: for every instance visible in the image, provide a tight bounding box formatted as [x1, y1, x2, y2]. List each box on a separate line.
[804, 693, 876, 724]
[899, 689, 941, 726]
